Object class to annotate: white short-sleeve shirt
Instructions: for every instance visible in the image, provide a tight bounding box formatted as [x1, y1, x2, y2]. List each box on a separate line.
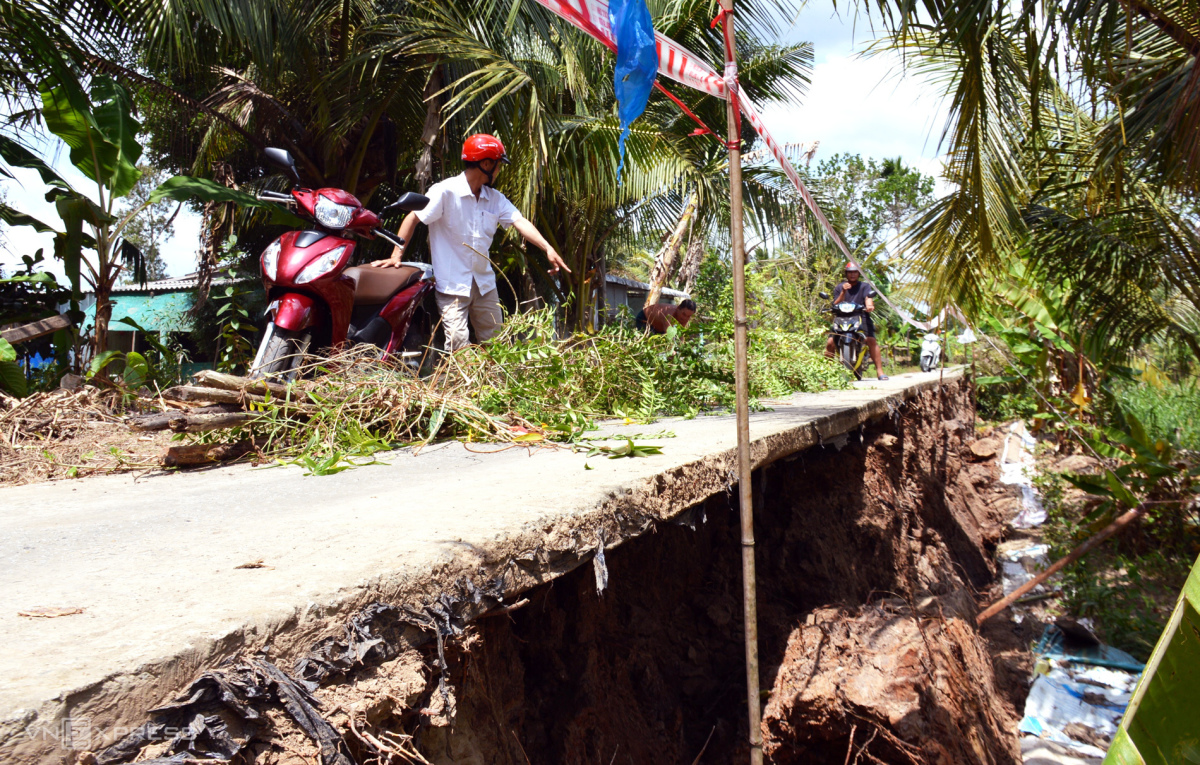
[414, 173, 525, 297]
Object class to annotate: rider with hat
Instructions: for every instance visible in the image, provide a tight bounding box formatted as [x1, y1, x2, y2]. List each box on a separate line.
[824, 261, 888, 380]
[371, 133, 570, 351]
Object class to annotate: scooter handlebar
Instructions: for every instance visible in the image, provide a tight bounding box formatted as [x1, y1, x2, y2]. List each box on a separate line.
[372, 228, 407, 250]
[255, 190, 295, 203]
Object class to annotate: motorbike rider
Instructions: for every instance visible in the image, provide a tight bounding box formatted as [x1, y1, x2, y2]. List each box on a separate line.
[369, 133, 570, 352]
[823, 261, 889, 381]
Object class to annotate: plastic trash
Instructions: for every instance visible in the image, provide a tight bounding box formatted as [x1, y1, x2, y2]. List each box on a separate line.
[1019, 625, 1144, 759]
[1000, 421, 1048, 528]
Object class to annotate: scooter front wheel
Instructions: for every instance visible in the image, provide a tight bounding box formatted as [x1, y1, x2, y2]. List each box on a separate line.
[841, 341, 863, 381]
[250, 323, 311, 381]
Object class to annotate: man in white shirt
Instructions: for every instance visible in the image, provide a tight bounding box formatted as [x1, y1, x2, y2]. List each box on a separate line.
[369, 133, 570, 351]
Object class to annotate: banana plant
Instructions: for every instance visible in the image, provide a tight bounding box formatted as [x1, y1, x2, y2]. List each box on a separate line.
[1105, 553, 1200, 765]
[0, 337, 23, 397]
[0, 75, 298, 372]
[1061, 413, 1194, 531]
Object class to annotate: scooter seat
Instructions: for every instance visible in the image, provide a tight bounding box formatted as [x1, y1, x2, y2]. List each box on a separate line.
[345, 265, 422, 305]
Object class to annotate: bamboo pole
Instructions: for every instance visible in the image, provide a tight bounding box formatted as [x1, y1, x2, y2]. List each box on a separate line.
[718, 3, 763, 762]
[976, 505, 1145, 624]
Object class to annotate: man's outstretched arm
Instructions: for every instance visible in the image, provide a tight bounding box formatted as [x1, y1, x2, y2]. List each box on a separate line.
[511, 216, 571, 275]
[370, 213, 421, 267]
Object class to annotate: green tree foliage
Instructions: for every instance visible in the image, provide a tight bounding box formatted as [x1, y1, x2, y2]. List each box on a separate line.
[859, 0, 1200, 358]
[1, 75, 290, 371]
[117, 166, 181, 283]
[112, 0, 816, 330]
[813, 153, 934, 257]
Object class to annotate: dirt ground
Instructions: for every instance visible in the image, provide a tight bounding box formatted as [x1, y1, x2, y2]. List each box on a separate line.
[0, 386, 174, 486]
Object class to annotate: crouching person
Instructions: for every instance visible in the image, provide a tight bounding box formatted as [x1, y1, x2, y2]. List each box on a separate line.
[636, 299, 696, 335]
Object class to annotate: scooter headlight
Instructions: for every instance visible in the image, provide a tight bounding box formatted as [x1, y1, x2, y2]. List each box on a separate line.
[314, 196, 356, 229]
[261, 239, 282, 281]
[295, 245, 348, 284]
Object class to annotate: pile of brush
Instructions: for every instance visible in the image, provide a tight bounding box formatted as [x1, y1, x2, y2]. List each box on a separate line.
[126, 347, 531, 469]
[1, 384, 165, 484]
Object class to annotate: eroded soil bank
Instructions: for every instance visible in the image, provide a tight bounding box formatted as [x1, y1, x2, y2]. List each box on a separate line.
[94, 379, 1024, 765]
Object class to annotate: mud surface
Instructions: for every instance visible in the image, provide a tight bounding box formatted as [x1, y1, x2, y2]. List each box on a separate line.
[87, 379, 1024, 764]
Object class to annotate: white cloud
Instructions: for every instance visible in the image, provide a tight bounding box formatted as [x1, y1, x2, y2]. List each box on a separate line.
[759, 0, 954, 194]
[761, 52, 951, 193]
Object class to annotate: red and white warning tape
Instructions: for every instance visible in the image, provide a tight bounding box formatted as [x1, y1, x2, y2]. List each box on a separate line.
[531, 0, 851, 259]
[531, 0, 941, 330]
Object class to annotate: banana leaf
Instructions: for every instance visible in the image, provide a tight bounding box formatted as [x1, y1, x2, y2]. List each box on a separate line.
[1104, 554, 1200, 764]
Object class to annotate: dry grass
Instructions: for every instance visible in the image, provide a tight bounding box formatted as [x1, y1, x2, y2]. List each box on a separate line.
[1, 310, 846, 483]
[0, 387, 174, 486]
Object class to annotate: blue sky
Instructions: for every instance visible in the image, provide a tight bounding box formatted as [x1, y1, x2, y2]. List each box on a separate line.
[1, 0, 948, 280]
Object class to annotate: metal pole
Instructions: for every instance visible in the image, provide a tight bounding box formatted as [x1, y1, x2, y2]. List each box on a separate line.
[718, 2, 763, 762]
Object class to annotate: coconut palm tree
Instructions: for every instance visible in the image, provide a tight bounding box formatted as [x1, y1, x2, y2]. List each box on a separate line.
[115, 0, 816, 329]
[860, 0, 1200, 360]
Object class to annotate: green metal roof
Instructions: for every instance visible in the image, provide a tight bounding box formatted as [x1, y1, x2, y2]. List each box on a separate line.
[84, 291, 197, 333]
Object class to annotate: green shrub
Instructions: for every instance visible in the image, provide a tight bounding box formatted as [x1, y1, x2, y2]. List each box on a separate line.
[467, 311, 847, 431]
[1112, 380, 1200, 450]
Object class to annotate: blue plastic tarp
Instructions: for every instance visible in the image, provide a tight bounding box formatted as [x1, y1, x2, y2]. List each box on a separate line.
[609, 0, 658, 178]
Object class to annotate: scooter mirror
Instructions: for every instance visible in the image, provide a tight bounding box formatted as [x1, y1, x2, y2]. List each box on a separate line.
[383, 192, 430, 216]
[265, 147, 300, 181]
[818, 291, 830, 300]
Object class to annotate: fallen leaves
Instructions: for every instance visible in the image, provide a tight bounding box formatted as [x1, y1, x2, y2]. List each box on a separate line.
[585, 438, 664, 459]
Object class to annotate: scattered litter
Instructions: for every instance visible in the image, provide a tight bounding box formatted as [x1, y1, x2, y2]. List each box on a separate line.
[1021, 737, 1102, 765]
[1000, 422, 1047, 528]
[1001, 543, 1051, 597]
[1019, 668, 1128, 758]
[1019, 624, 1143, 760]
[17, 606, 84, 618]
[593, 531, 609, 595]
[1035, 623, 1144, 672]
[1011, 487, 1047, 528]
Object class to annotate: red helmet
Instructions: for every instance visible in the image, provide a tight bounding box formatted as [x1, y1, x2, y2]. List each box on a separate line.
[462, 134, 510, 164]
[844, 261, 861, 273]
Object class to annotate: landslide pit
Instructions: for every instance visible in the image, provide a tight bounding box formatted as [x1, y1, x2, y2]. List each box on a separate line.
[97, 380, 1023, 765]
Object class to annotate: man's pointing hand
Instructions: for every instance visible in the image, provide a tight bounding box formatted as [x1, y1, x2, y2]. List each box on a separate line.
[546, 248, 571, 275]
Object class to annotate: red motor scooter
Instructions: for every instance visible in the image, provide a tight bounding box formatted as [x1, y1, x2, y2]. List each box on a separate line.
[248, 148, 434, 380]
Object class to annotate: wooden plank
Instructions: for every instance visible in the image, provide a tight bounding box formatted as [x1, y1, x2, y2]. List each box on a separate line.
[193, 370, 291, 398]
[0, 314, 71, 345]
[163, 385, 268, 406]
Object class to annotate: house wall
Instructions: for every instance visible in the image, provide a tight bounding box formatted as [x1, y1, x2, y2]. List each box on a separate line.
[603, 283, 678, 322]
